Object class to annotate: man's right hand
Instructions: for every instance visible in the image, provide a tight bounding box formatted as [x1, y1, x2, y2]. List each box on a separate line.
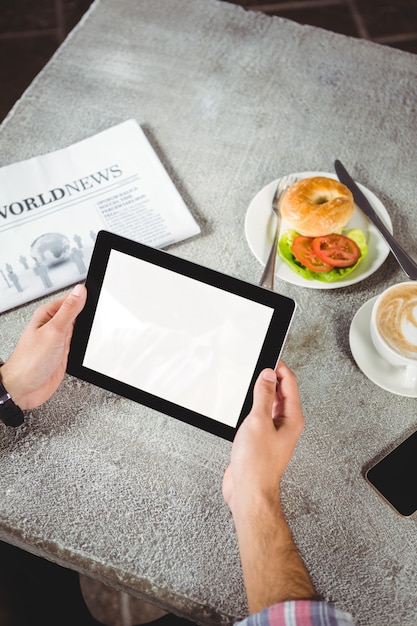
[222, 361, 305, 511]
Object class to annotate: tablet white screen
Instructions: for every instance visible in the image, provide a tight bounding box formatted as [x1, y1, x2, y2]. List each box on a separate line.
[82, 249, 274, 427]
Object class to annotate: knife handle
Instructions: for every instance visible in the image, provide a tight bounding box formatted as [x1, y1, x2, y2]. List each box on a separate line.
[335, 160, 417, 280]
[353, 183, 417, 280]
[373, 216, 417, 280]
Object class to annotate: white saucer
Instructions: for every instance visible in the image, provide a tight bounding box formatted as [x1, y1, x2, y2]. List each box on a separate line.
[244, 171, 393, 289]
[349, 296, 417, 397]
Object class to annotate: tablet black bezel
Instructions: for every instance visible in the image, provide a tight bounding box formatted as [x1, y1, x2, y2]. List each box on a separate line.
[67, 230, 296, 440]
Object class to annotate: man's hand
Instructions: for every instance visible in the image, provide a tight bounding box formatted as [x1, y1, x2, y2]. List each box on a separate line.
[223, 361, 317, 613]
[222, 361, 304, 510]
[0, 284, 87, 410]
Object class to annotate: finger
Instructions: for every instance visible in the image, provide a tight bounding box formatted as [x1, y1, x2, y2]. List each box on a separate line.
[47, 284, 87, 334]
[29, 293, 68, 328]
[222, 464, 232, 505]
[276, 361, 299, 402]
[275, 360, 304, 431]
[275, 359, 292, 379]
[251, 368, 278, 419]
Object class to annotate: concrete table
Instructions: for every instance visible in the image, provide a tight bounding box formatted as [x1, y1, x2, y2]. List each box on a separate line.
[1, 1, 417, 624]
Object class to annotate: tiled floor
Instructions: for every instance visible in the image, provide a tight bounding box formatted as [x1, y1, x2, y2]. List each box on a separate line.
[1, 0, 417, 624]
[1, 0, 417, 123]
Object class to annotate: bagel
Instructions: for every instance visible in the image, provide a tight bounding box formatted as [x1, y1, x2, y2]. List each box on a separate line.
[280, 176, 354, 237]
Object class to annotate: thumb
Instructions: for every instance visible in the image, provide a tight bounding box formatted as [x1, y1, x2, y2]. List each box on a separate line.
[50, 284, 87, 333]
[251, 368, 277, 418]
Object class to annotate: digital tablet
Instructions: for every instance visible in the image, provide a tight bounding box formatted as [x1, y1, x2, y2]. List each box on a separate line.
[67, 231, 296, 440]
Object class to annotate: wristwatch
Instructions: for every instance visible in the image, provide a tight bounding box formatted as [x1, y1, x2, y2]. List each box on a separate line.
[0, 362, 24, 427]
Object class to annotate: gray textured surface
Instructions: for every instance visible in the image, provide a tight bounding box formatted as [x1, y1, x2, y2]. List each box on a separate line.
[1, 1, 417, 624]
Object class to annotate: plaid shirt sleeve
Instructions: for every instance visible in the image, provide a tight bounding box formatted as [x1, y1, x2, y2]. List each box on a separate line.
[236, 600, 355, 626]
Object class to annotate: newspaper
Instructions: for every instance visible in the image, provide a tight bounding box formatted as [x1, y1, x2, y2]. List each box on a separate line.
[0, 119, 200, 314]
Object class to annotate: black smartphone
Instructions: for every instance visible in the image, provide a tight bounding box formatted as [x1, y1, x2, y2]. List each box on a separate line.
[365, 430, 417, 517]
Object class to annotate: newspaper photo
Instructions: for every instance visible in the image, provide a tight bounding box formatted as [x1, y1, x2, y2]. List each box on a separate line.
[0, 119, 200, 313]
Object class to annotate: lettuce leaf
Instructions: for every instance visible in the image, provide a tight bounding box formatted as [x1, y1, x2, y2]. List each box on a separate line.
[278, 228, 368, 283]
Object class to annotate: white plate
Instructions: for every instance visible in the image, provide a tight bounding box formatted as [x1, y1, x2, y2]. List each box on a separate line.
[349, 296, 417, 397]
[244, 171, 393, 289]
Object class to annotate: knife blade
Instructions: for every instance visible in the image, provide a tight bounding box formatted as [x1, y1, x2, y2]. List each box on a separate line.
[334, 159, 417, 280]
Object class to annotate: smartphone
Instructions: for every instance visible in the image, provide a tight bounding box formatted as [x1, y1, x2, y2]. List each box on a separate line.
[365, 430, 417, 517]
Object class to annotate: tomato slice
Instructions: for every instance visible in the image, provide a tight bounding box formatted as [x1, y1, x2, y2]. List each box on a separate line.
[312, 234, 361, 268]
[291, 236, 334, 273]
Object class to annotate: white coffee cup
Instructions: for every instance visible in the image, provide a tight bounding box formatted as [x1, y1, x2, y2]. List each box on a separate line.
[370, 281, 417, 388]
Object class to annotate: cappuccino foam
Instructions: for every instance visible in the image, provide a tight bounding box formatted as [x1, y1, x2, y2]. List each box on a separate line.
[375, 283, 417, 360]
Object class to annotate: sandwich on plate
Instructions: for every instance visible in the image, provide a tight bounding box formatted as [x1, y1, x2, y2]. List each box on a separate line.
[278, 176, 368, 282]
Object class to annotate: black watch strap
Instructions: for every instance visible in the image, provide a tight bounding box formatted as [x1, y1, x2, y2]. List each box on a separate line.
[0, 379, 24, 427]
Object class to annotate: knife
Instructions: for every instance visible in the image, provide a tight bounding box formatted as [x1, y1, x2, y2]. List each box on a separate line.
[334, 159, 417, 280]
